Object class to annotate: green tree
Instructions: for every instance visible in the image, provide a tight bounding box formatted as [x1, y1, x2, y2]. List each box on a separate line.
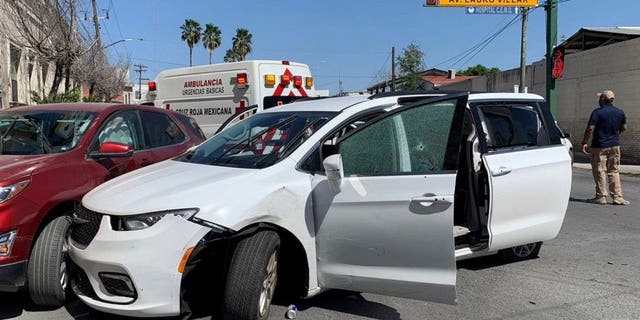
[231, 28, 253, 61]
[180, 19, 202, 67]
[202, 23, 222, 64]
[223, 49, 241, 63]
[397, 43, 426, 91]
[459, 64, 500, 76]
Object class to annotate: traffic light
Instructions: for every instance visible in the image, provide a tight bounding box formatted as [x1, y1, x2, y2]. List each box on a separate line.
[425, 0, 438, 6]
[552, 45, 565, 79]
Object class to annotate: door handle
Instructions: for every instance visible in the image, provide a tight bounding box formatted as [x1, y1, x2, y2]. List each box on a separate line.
[491, 166, 512, 177]
[411, 195, 453, 207]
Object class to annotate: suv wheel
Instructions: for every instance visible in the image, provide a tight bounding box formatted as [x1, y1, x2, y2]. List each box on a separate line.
[499, 242, 542, 262]
[222, 230, 280, 320]
[27, 215, 71, 307]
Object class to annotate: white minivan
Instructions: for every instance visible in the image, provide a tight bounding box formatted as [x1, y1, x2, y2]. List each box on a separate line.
[68, 92, 571, 319]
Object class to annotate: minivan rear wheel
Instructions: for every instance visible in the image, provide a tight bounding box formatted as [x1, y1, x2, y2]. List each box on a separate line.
[27, 215, 71, 307]
[222, 230, 280, 320]
[499, 242, 542, 262]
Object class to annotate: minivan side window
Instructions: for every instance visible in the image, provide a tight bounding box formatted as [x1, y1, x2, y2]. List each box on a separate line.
[338, 100, 458, 176]
[140, 111, 186, 148]
[479, 105, 549, 149]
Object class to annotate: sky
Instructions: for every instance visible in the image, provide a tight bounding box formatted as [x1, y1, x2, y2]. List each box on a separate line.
[87, 0, 640, 94]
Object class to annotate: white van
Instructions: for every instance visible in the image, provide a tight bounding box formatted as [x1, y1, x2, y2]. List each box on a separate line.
[146, 60, 315, 137]
[68, 92, 571, 319]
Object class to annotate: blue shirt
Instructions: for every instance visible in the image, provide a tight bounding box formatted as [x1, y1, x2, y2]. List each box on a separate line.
[588, 104, 626, 148]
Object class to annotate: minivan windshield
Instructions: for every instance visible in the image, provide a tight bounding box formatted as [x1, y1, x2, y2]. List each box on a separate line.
[179, 111, 336, 168]
[0, 110, 96, 155]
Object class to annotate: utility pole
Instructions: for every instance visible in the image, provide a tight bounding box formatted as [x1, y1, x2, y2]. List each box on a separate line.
[391, 46, 396, 92]
[545, 0, 558, 116]
[91, 0, 102, 49]
[134, 64, 148, 100]
[519, 8, 528, 93]
[338, 66, 343, 96]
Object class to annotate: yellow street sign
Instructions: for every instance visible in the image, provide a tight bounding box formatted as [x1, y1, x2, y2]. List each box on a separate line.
[436, 0, 538, 7]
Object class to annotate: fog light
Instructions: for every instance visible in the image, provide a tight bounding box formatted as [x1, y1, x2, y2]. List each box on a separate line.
[99, 272, 136, 298]
[0, 230, 17, 257]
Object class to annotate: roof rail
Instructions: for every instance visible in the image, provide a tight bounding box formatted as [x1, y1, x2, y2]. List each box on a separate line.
[368, 90, 472, 100]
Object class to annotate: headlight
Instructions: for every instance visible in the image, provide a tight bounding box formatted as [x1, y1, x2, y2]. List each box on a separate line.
[0, 180, 30, 204]
[117, 208, 199, 231]
[0, 230, 17, 256]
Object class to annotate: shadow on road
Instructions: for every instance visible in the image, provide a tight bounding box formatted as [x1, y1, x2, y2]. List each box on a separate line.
[275, 289, 401, 320]
[0, 292, 54, 319]
[0, 292, 130, 320]
[456, 255, 538, 271]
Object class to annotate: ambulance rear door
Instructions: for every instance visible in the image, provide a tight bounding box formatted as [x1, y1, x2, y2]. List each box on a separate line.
[259, 61, 315, 110]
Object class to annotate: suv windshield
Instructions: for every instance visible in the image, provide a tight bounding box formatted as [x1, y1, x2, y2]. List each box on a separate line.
[179, 111, 336, 168]
[0, 111, 97, 155]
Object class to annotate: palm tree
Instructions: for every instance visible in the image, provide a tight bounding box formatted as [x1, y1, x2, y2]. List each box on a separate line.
[231, 28, 253, 61]
[224, 49, 241, 63]
[180, 19, 202, 67]
[202, 23, 222, 64]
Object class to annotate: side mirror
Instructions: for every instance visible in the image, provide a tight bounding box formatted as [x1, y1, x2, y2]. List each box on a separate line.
[563, 131, 572, 139]
[323, 154, 343, 182]
[90, 141, 134, 159]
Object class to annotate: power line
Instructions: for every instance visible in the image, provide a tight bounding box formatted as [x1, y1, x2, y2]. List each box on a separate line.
[452, 10, 527, 70]
[368, 50, 391, 87]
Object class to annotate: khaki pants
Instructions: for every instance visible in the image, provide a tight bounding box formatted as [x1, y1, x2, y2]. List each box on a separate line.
[590, 146, 623, 199]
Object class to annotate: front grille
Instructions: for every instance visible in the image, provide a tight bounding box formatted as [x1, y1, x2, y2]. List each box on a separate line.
[70, 205, 102, 249]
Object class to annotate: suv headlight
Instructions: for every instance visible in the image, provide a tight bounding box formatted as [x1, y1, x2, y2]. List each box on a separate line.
[0, 230, 17, 256]
[116, 208, 199, 231]
[0, 180, 30, 204]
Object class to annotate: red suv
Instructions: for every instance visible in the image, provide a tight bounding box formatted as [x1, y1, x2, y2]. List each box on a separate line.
[0, 103, 205, 306]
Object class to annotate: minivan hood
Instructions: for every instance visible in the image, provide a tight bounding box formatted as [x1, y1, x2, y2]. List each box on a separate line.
[82, 160, 257, 216]
[0, 154, 58, 181]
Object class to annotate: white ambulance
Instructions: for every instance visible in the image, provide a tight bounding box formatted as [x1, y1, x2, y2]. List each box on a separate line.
[145, 60, 315, 137]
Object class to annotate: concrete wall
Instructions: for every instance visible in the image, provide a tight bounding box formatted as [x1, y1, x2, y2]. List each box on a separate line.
[441, 37, 640, 164]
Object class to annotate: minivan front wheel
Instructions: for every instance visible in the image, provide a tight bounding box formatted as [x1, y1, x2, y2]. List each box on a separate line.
[222, 230, 281, 320]
[27, 215, 71, 307]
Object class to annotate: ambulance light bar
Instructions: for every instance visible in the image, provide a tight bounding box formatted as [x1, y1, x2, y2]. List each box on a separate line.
[236, 73, 248, 85]
[265, 74, 276, 86]
[281, 74, 291, 86]
[305, 77, 313, 88]
[293, 76, 303, 87]
[148, 81, 156, 91]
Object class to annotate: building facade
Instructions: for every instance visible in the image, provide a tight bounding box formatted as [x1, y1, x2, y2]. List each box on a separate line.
[0, 0, 71, 109]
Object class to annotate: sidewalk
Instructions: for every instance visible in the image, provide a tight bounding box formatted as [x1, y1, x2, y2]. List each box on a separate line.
[572, 153, 640, 175]
[573, 163, 640, 175]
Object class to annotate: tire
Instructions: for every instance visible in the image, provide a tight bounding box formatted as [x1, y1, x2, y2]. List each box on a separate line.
[222, 230, 280, 320]
[27, 215, 71, 307]
[498, 242, 542, 262]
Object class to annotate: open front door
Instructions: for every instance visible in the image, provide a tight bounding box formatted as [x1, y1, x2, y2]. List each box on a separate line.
[312, 94, 468, 304]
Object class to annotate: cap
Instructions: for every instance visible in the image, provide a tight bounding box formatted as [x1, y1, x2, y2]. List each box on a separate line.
[597, 90, 615, 100]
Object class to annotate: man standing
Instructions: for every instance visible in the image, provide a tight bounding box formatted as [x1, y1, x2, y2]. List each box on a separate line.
[581, 90, 629, 205]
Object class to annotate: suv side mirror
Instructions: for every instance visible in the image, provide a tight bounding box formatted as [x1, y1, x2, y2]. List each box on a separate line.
[89, 141, 134, 159]
[563, 131, 571, 139]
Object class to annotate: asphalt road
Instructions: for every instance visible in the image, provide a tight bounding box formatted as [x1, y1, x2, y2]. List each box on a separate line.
[2, 168, 639, 320]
